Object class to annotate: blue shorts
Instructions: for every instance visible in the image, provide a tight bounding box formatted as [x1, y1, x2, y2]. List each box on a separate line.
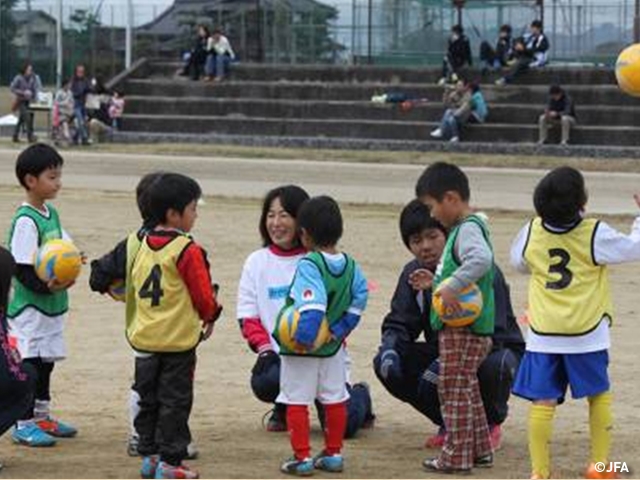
[512, 350, 609, 403]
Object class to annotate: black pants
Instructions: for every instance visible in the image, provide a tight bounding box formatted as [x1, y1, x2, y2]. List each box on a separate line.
[504, 57, 531, 83]
[0, 336, 35, 435]
[134, 350, 196, 466]
[13, 101, 34, 141]
[20, 358, 54, 420]
[250, 357, 373, 438]
[374, 342, 521, 426]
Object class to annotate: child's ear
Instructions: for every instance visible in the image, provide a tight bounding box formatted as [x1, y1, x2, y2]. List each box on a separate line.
[24, 174, 37, 190]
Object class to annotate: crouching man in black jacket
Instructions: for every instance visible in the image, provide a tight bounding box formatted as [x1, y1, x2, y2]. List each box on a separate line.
[373, 200, 524, 449]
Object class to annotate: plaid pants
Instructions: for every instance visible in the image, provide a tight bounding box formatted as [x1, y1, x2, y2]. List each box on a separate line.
[437, 327, 493, 469]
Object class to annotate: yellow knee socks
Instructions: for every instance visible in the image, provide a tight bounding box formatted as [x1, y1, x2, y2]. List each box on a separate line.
[589, 391, 613, 464]
[529, 404, 556, 478]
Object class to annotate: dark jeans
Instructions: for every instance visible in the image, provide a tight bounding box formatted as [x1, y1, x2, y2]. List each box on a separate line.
[20, 358, 54, 419]
[0, 335, 35, 435]
[503, 57, 531, 83]
[134, 350, 196, 466]
[373, 341, 521, 426]
[13, 100, 34, 141]
[73, 104, 88, 143]
[250, 356, 373, 438]
[205, 54, 231, 78]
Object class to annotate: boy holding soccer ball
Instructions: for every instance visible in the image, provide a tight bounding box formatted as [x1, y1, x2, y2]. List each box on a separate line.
[7, 144, 78, 446]
[511, 167, 640, 479]
[274, 196, 368, 476]
[414, 162, 495, 473]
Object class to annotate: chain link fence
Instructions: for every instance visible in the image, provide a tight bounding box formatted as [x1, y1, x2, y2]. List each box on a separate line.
[0, 0, 636, 86]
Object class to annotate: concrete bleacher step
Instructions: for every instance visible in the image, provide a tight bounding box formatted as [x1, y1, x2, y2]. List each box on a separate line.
[123, 79, 639, 106]
[147, 61, 617, 85]
[120, 113, 640, 146]
[123, 96, 640, 127]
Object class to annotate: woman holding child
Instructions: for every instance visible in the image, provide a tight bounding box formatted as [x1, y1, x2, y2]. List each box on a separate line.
[236, 185, 374, 437]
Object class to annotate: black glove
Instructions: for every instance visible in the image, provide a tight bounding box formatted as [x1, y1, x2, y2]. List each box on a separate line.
[252, 349, 279, 376]
[379, 348, 403, 382]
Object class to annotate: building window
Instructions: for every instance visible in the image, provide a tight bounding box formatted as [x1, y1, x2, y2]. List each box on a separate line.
[31, 33, 48, 48]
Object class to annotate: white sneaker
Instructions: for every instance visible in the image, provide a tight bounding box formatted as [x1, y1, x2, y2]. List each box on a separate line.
[430, 128, 443, 138]
[437, 77, 447, 86]
[450, 136, 460, 143]
[495, 78, 506, 86]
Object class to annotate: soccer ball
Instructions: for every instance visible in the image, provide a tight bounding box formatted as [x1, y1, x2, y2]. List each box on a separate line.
[276, 305, 331, 354]
[107, 279, 126, 302]
[34, 239, 82, 284]
[615, 44, 640, 97]
[432, 283, 483, 328]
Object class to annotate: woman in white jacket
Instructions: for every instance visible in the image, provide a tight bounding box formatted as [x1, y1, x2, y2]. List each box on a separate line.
[205, 29, 236, 81]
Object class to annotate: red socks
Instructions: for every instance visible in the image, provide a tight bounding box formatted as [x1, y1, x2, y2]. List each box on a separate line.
[287, 405, 310, 460]
[323, 402, 347, 455]
[286, 402, 347, 459]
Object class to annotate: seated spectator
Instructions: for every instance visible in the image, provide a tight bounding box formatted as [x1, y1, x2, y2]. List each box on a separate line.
[479, 24, 514, 71]
[204, 28, 236, 82]
[88, 93, 113, 144]
[438, 25, 472, 86]
[496, 20, 549, 85]
[9, 63, 38, 143]
[53, 78, 74, 145]
[538, 84, 576, 145]
[108, 90, 125, 130]
[180, 25, 210, 81]
[431, 80, 488, 142]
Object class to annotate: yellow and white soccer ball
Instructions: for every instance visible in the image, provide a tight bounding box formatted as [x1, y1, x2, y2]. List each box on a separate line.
[277, 305, 331, 354]
[615, 44, 640, 97]
[34, 239, 82, 284]
[432, 283, 483, 328]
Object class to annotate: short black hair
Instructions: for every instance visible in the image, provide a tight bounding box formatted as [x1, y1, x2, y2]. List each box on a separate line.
[399, 199, 446, 249]
[0, 247, 16, 315]
[136, 172, 166, 228]
[549, 84, 563, 95]
[500, 24, 512, 34]
[415, 162, 470, 202]
[531, 20, 543, 29]
[451, 24, 464, 35]
[534, 166, 587, 225]
[297, 196, 343, 248]
[147, 172, 202, 225]
[15, 143, 64, 189]
[259, 185, 310, 247]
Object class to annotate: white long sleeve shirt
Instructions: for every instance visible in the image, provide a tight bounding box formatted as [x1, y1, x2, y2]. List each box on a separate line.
[510, 216, 640, 353]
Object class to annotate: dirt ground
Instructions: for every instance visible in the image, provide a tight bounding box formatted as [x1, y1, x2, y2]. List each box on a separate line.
[0, 184, 638, 479]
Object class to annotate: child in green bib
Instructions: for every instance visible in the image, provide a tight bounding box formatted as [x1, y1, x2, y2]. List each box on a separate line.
[7, 144, 78, 447]
[415, 162, 495, 473]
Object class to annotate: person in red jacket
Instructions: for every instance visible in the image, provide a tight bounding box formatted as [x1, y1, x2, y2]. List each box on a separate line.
[129, 173, 222, 480]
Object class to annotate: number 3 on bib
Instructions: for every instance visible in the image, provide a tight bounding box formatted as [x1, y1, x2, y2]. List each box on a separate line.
[139, 264, 164, 306]
[546, 248, 573, 290]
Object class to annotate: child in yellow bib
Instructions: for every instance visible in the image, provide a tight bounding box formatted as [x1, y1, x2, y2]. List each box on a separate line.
[129, 173, 222, 480]
[511, 167, 640, 479]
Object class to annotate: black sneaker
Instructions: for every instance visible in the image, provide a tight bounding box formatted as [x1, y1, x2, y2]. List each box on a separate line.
[474, 453, 493, 468]
[422, 458, 472, 475]
[264, 406, 287, 432]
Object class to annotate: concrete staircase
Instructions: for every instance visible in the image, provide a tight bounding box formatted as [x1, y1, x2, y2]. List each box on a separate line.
[117, 62, 640, 148]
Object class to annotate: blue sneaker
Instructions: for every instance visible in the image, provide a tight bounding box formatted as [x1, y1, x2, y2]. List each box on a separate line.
[140, 455, 160, 479]
[36, 417, 77, 438]
[154, 461, 199, 479]
[12, 423, 56, 447]
[313, 451, 344, 472]
[280, 457, 314, 476]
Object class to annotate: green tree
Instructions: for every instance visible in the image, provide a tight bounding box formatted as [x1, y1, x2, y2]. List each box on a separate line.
[0, 0, 19, 83]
